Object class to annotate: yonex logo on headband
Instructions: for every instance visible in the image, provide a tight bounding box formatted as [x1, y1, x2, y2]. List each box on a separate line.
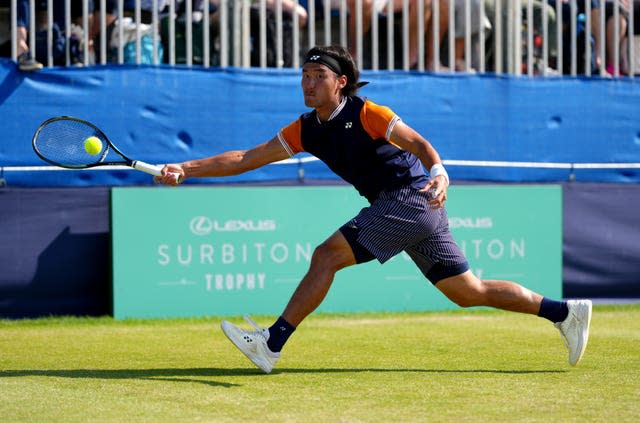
[304, 51, 343, 76]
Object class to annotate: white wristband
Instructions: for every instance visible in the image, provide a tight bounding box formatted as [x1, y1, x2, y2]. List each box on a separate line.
[430, 163, 449, 186]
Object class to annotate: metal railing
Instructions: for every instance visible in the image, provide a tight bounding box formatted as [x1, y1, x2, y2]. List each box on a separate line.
[1, 0, 637, 76]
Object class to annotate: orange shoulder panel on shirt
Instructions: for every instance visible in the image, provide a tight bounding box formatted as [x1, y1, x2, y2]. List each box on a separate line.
[360, 100, 396, 140]
[280, 118, 303, 154]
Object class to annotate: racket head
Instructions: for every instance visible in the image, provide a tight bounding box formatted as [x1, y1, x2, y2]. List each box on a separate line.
[32, 116, 129, 169]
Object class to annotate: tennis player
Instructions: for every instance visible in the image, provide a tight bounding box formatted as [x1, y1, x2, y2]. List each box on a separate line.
[156, 45, 592, 373]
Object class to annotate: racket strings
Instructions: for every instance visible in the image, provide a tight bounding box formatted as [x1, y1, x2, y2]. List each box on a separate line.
[34, 119, 109, 168]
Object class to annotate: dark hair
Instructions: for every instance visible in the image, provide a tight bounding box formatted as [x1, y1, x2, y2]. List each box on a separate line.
[304, 45, 363, 97]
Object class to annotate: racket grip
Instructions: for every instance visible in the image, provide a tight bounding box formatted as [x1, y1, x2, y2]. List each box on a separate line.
[132, 160, 163, 176]
[132, 160, 181, 183]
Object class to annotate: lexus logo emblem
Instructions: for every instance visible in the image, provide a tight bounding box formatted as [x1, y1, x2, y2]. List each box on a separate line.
[190, 216, 213, 235]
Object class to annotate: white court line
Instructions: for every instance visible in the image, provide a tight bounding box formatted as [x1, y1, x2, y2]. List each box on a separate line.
[443, 160, 640, 169]
[3, 159, 640, 172]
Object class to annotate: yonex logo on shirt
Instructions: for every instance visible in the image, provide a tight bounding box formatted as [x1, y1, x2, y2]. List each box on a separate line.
[345, 122, 352, 129]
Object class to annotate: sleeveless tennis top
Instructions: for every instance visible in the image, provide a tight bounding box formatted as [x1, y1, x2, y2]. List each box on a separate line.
[278, 96, 428, 202]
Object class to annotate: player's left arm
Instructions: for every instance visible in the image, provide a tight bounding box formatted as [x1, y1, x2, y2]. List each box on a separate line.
[388, 120, 449, 209]
[157, 136, 290, 185]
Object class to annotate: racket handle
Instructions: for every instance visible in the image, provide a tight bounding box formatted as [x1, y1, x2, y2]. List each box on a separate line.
[132, 160, 180, 182]
[132, 160, 163, 176]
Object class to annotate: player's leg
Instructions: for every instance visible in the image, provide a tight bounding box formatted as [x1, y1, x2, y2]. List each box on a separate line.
[220, 229, 364, 373]
[434, 270, 592, 365]
[407, 214, 592, 366]
[434, 270, 543, 314]
[281, 230, 359, 326]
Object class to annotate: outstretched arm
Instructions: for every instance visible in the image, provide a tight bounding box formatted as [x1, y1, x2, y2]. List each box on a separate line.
[388, 120, 449, 208]
[155, 136, 290, 185]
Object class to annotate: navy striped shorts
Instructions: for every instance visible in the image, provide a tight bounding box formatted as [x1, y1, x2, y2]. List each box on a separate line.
[339, 186, 469, 284]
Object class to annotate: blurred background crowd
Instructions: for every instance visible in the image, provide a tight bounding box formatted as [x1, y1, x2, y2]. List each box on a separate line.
[1, 0, 639, 76]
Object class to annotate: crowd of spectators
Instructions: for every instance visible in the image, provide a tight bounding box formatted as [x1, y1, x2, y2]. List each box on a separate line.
[1, 0, 638, 75]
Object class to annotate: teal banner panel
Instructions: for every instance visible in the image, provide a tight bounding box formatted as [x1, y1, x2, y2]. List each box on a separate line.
[112, 185, 562, 319]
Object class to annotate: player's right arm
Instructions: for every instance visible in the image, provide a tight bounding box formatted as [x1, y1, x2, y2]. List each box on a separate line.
[157, 136, 290, 185]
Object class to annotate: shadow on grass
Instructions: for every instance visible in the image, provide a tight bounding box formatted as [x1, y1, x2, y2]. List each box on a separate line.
[276, 368, 569, 375]
[0, 367, 567, 387]
[0, 368, 254, 388]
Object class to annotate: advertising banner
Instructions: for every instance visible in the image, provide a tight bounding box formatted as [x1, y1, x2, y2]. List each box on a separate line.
[112, 185, 561, 319]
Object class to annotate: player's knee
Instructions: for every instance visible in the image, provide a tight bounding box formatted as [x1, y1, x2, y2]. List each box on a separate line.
[437, 272, 488, 308]
[310, 243, 340, 272]
[450, 294, 482, 308]
[310, 241, 350, 273]
[442, 284, 487, 308]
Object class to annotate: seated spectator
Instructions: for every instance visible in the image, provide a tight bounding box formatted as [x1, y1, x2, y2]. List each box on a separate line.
[342, 0, 449, 70]
[263, 0, 308, 28]
[424, 0, 452, 70]
[628, 0, 640, 74]
[485, 0, 557, 74]
[34, 0, 98, 65]
[452, 0, 492, 72]
[122, 0, 169, 24]
[546, 0, 604, 74]
[161, 0, 219, 65]
[546, 0, 632, 75]
[0, 0, 43, 70]
[604, 0, 630, 74]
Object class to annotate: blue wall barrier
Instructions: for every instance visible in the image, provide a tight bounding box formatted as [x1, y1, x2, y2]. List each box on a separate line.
[1, 58, 640, 186]
[563, 183, 640, 299]
[0, 188, 111, 317]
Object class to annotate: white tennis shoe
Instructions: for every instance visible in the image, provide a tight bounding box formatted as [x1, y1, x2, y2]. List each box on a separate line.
[554, 299, 592, 366]
[220, 315, 280, 373]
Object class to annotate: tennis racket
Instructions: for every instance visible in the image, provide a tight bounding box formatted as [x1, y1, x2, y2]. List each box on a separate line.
[32, 116, 178, 180]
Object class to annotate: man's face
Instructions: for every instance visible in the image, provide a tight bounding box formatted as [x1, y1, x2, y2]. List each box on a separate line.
[301, 62, 346, 108]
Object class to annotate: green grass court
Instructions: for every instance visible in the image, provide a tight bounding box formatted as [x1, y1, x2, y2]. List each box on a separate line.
[1, 305, 638, 422]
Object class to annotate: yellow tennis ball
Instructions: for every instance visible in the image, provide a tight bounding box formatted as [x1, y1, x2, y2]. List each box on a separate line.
[84, 136, 103, 156]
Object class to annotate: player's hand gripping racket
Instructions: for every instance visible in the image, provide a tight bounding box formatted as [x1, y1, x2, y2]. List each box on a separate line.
[32, 116, 179, 181]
